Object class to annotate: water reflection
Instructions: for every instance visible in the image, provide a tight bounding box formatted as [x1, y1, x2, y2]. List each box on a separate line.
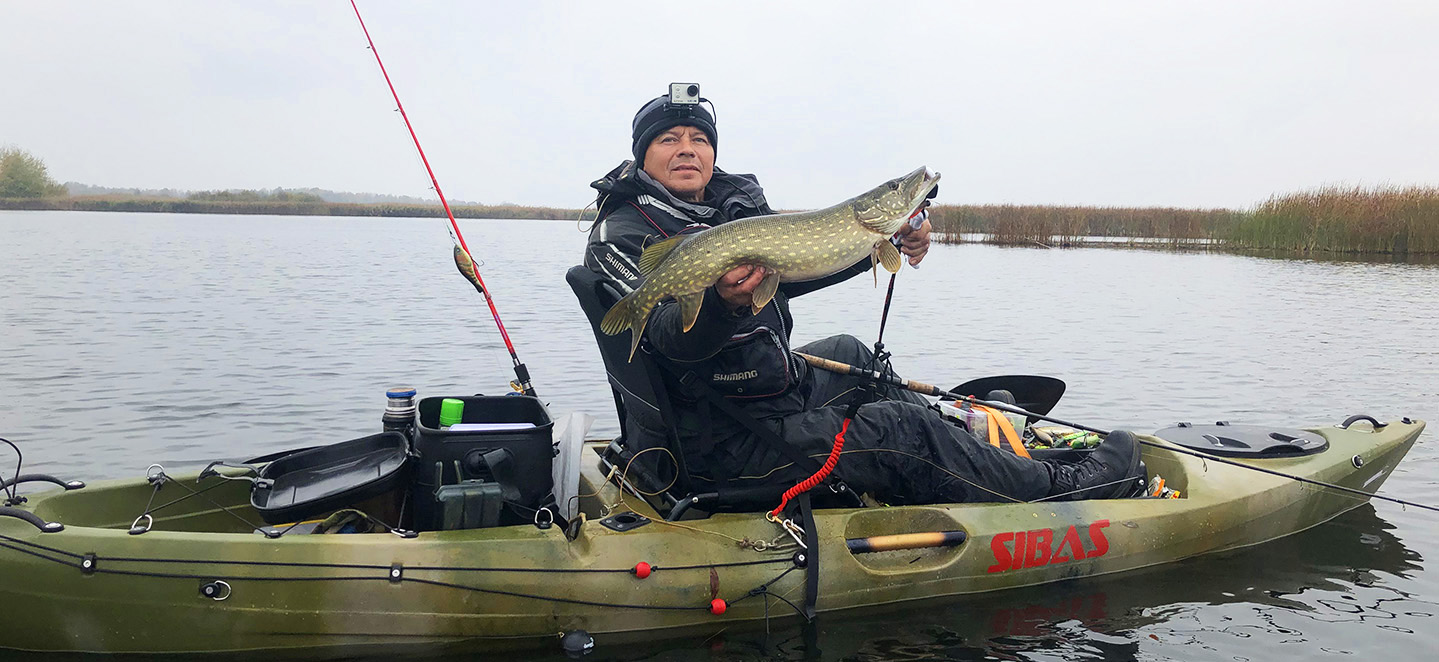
[502, 504, 1424, 662]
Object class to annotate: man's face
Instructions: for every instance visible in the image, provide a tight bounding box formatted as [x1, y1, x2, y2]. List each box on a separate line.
[642, 125, 714, 202]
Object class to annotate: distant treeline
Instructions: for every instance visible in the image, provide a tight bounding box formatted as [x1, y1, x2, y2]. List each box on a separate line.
[929, 186, 1439, 255]
[0, 195, 592, 220]
[62, 182, 489, 206]
[7, 176, 1437, 255]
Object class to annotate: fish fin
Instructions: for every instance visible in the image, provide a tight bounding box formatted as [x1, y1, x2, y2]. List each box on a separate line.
[627, 310, 649, 361]
[750, 270, 780, 315]
[637, 235, 689, 275]
[872, 257, 879, 287]
[600, 293, 636, 336]
[602, 292, 652, 361]
[678, 292, 704, 332]
[876, 240, 903, 273]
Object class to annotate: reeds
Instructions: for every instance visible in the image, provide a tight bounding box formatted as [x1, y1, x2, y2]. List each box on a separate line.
[1226, 185, 1439, 254]
[928, 205, 1238, 247]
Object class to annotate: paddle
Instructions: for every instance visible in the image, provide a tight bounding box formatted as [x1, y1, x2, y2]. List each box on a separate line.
[948, 375, 1066, 424]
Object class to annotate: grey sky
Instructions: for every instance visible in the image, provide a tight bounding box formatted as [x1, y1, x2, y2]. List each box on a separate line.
[3, 1, 1436, 210]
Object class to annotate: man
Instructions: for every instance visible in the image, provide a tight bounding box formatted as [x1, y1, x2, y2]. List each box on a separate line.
[584, 90, 1141, 506]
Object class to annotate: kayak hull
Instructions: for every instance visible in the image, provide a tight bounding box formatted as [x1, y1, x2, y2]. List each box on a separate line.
[0, 418, 1423, 655]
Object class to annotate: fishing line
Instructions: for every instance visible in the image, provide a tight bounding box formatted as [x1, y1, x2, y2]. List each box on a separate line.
[348, 0, 536, 396]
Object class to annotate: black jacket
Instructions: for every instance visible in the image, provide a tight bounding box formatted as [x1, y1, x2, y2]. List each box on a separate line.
[583, 160, 870, 464]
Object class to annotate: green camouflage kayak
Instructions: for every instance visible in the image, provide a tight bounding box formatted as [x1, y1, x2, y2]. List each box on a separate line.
[0, 417, 1423, 656]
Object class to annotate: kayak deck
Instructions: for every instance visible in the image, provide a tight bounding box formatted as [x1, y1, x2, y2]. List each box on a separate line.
[0, 417, 1424, 655]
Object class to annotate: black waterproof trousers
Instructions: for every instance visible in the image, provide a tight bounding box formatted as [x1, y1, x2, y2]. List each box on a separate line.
[703, 335, 1054, 505]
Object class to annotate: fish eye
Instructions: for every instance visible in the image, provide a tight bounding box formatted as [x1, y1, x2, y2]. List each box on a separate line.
[887, 181, 899, 191]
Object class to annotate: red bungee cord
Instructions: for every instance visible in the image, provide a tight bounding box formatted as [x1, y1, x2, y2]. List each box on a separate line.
[769, 419, 850, 518]
[349, 1, 535, 396]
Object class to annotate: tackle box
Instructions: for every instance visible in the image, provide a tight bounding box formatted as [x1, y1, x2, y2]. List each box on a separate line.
[411, 395, 555, 529]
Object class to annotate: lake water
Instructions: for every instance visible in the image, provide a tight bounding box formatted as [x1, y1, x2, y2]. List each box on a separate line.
[2, 210, 1437, 660]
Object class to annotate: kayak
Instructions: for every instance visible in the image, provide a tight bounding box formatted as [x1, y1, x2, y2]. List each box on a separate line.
[0, 415, 1424, 656]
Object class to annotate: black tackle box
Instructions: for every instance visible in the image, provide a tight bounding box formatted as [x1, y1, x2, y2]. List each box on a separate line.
[411, 395, 555, 528]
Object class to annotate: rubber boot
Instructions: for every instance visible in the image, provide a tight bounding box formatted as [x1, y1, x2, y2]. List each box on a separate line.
[1045, 430, 1142, 500]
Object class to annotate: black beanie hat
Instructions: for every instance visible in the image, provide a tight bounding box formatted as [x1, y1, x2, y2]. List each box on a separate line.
[631, 95, 718, 166]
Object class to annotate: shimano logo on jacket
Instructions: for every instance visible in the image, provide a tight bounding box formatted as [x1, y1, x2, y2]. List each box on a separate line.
[713, 370, 759, 382]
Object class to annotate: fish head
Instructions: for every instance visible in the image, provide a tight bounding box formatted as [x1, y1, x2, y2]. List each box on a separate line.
[849, 167, 942, 235]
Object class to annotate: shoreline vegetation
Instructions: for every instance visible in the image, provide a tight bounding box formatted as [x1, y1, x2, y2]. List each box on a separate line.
[2, 149, 1435, 255]
[927, 185, 1439, 255]
[0, 195, 586, 221]
[5, 187, 1435, 256]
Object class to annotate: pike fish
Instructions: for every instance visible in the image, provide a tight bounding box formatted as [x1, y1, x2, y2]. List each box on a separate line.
[601, 166, 941, 360]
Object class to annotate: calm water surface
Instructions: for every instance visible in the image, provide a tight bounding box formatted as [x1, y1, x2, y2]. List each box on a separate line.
[2, 211, 1437, 661]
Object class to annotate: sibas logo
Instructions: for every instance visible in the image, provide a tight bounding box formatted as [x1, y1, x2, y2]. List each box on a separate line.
[986, 519, 1111, 573]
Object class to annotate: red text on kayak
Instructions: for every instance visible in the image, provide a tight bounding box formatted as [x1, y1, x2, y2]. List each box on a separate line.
[987, 520, 1111, 573]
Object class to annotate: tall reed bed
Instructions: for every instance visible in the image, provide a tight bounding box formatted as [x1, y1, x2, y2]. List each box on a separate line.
[1226, 185, 1439, 254]
[929, 205, 1238, 246]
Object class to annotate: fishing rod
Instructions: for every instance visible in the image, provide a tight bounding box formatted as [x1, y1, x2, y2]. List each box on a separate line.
[794, 352, 1439, 514]
[348, 0, 536, 397]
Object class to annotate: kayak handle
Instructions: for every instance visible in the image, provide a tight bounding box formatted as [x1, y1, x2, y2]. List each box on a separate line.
[198, 461, 270, 489]
[0, 506, 64, 533]
[1, 473, 85, 492]
[1338, 414, 1388, 430]
[1, 474, 86, 505]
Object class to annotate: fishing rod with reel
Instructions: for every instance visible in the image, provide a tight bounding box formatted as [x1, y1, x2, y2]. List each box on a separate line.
[349, 0, 535, 397]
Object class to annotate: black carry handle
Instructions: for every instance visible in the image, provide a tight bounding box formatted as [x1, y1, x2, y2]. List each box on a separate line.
[198, 461, 270, 489]
[1338, 414, 1388, 430]
[1, 473, 86, 493]
[0, 506, 64, 533]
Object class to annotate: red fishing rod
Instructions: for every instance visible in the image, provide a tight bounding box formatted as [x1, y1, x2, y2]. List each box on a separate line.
[349, 1, 535, 396]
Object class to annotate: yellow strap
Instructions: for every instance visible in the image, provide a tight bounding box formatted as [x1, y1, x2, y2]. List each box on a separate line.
[974, 404, 1031, 459]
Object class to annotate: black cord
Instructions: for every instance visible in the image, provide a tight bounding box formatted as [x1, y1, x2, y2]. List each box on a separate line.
[1, 437, 21, 504]
[1, 533, 797, 614]
[0, 532, 790, 574]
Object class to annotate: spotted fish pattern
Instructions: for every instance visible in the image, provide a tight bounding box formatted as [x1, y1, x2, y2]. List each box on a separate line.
[600, 167, 941, 360]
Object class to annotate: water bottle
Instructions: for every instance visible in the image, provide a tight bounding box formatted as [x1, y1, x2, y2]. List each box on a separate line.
[383, 387, 418, 435]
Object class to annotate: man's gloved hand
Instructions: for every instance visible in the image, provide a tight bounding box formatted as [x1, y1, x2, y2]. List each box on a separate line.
[895, 203, 932, 268]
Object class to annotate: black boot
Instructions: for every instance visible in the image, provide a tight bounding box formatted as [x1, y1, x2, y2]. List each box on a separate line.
[1046, 430, 1142, 500]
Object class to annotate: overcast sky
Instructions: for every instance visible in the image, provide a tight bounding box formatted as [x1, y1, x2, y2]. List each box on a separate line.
[3, 1, 1437, 210]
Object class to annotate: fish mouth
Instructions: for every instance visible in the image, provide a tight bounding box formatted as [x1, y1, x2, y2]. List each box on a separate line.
[909, 167, 941, 213]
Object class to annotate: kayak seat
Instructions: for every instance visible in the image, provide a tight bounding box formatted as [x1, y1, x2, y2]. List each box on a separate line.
[566, 265, 860, 519]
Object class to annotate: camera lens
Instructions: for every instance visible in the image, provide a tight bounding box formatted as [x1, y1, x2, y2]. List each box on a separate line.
[686, 85, 699, 97]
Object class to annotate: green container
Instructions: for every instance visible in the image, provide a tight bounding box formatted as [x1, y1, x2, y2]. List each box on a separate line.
[438, 398, 465, 427]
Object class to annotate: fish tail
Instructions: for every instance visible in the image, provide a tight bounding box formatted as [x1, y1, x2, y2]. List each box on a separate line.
[600, 293, 637, 335]
[627, 311, 649, 361]
[600, 292, 652, 361]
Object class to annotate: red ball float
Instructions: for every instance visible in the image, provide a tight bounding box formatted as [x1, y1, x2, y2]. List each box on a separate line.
[632, 562, 652, 579]
[710, 598, 727, 615]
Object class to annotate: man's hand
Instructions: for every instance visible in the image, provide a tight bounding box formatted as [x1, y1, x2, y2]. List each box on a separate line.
[897, 206, 932, 267]
[715, 264, 769, 312]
